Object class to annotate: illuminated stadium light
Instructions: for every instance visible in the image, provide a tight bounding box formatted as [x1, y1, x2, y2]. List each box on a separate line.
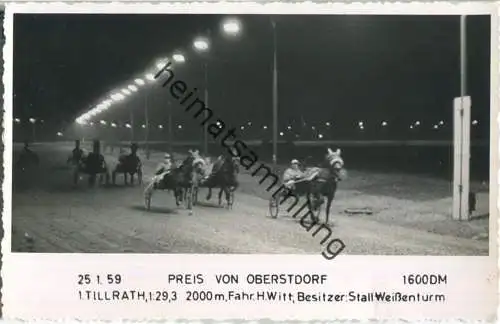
[240, 126, 245, 130]
[472, 120, 478, 125]
[222, 18, 242, 36]
[358, 121, 364, 127]
[193, 37, 210, 52]
[410, 125, 414, 129]
[158, 125, 163, 129]
[14, 118, 20, 123]
[287, 125, 292, 130]
[57, 132, 63, 137]
[359, 125, 364, 130]
[75, 22, 244, 127]
[100, 120, 107, 125]
[29, 118, 36, 124]
[156, 59, 169, 70]
[415, 121, 421, 126]
[142, 124, 146, 129]
[247, 122, 252, 126]
[433, 125, 439, 129]
[439, 120, 444, 126]
[172, 53, 185, 63]
[125, 123, 132, 129]
[263, 125, 268, 130]
[279, 131, 284, 136]
[111, 122, 117, 128]
[111, 93, 126, 101]
[325, 122, 330, 126]
[381, 121, 388, 126]
[178, 124, 183, 129]
[318, 134, 324, 139]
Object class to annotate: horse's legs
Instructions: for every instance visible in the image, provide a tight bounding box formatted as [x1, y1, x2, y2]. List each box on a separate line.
[124, 172, 128, 185]
[185, 186, 193, 214]
[206, 187, 212, 200]
[224, 187, 231, 209]
[193, 187, 199, 205]
[137, 169, 143, 184]
[218, 188, 224, 206]
[325, 193, 333, 225]
[144, 181, 155, 210]
[112, 170, 117, 185]
[174, 188, 181, 206]
[307, 192, 320, 224]
[325, 184, 337, 225]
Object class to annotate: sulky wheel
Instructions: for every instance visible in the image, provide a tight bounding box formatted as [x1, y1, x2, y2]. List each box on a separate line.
[269, 195, 279, 219]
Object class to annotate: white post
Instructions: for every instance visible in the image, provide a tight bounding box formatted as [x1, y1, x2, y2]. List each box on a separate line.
[452, 96, 471, 221]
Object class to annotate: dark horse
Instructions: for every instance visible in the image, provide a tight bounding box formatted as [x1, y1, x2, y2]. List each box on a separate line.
[197, 155, 239, 208]
[112, 144, 143, 185]
[144, 154, 205, 214]
[305, 148, 345, 224]
[74, 140, 110, 187]
[270, 148, 344, 225]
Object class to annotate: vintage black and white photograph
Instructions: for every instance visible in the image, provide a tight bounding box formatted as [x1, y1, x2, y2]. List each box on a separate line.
[10, 11, 493, 256]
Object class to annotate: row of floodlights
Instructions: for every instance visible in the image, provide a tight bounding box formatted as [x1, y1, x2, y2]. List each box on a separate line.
[77, 119, 479, 129]
[75, 17, 242, 126]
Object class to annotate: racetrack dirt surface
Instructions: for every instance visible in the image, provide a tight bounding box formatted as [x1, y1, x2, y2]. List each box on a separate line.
[10, 143, 490, 255]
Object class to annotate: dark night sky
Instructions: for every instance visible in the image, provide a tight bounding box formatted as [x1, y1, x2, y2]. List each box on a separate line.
[13, 14, 491, 137]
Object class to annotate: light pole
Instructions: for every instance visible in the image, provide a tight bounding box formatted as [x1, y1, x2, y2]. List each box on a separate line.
[192, 18, 242, 156]
[129, 109, 135, 142]
[158, 55, 184, 153]
[168, 99, 173, 152]
[271, 17, 279, 167]
[29, 118, 36, 143]
[144, 92, 150, 158]
[204, 60, 209, 155]
[193, 36, 211, 155]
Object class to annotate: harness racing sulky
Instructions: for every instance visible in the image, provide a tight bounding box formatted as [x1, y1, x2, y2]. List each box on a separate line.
[194, 152, 240, 209]
[70, 140, 110, 187]
[269, 148, 347, 225]
[111, 143, 143, 186]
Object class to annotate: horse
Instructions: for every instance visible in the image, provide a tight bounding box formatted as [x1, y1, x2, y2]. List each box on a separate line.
[199, 155, 239, 208]
[143, 154, 206, 214]
[74, 152, 110, 187]
[305, 148, 345, 225]
[67, 147, 86, 185]
[270, 148, 345, 225]
[112, 153, 143, 185]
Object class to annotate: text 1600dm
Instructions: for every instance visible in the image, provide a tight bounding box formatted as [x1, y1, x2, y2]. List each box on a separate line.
[402, 274, 447, 285]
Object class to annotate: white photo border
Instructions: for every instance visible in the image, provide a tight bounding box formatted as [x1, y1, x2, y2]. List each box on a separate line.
[2, 1, 499, 321]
